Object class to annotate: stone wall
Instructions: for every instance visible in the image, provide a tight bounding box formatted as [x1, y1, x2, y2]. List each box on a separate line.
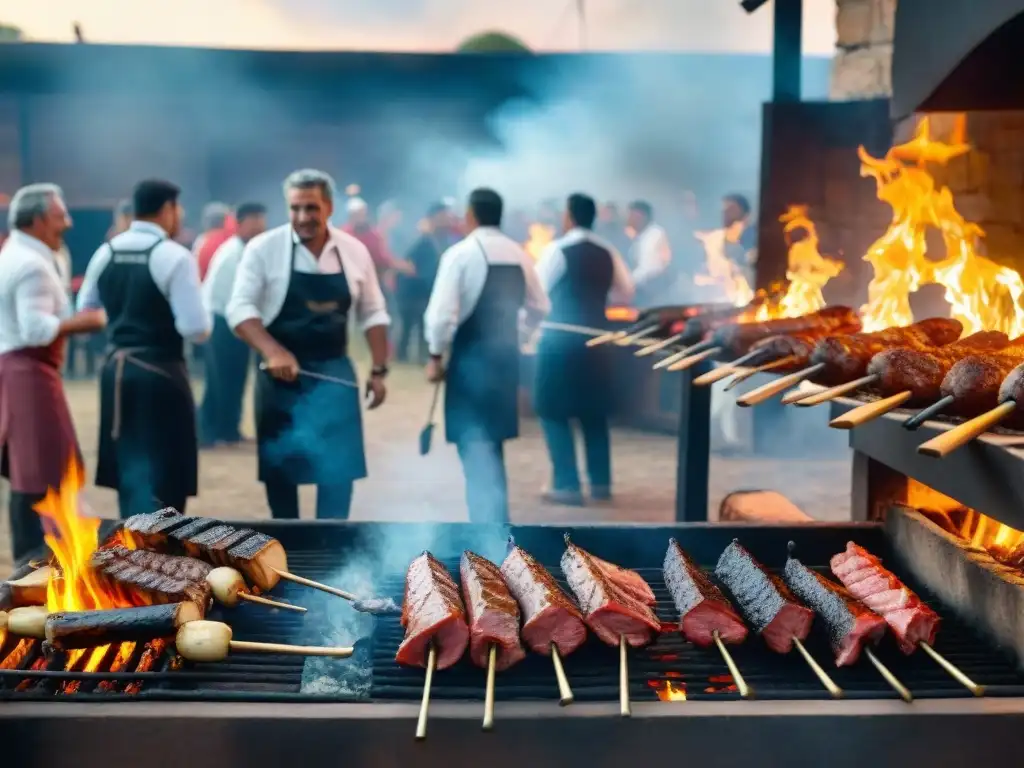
[831, 0, 896, 99]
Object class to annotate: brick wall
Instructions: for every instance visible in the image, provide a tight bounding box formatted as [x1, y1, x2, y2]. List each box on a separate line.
[831, 0, 896, 99]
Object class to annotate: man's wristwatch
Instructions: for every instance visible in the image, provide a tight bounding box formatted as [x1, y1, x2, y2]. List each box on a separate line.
[370, 364, 389, 379]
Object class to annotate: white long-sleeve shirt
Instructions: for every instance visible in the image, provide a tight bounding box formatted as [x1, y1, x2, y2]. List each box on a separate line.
[202, 235, 244, 319]
[0, 231, 71, 354]
[226, 224, 390, 333]
[630, 223, 672, 286]
[77, 221, 211, 344]
[423, 226, 549, 356]
[536, 227, 636, 304]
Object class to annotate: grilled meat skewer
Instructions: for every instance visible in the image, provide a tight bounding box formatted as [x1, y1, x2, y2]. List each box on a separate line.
[714, 540, 814, 654]
[396, 552, 469, 670]
[460, 551, 525, 671]
[783, 548, 886, 667]
[663, 539, 747, 646]
[710, 306, 861, 359]
[44, 602, 203, 652]
[90, 547, 211, 611]
[501, 539, 587, 657]
[561, 535, 660, 648]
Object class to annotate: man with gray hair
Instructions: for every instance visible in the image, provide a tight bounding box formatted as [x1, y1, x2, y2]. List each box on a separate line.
[192, 202, 232, 262]
[228, 169, 390, 520]
[0, 183, 106, 561]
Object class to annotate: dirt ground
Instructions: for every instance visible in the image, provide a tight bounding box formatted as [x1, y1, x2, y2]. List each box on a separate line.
[0, 351, 851, 578]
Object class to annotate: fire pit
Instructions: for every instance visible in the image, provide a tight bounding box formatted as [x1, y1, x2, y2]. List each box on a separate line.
[4, 519, 1024, 767]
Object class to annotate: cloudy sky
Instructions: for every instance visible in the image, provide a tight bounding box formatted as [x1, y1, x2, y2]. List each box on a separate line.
[2, 0, 837, 54]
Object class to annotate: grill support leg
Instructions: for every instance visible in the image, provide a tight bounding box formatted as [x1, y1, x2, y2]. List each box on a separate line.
[675, 361, 711, 522]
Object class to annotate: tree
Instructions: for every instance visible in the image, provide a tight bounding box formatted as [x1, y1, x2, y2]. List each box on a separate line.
[0, 24, 22, 42]
[457, 31, 531, 53]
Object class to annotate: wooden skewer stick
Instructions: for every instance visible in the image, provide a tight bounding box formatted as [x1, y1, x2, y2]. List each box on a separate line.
[667, 347, 721, 372]
[540, 320, 607, 337]
[781, 387, 818, 405]
[724, 356, 799, 391]
[619, 635, 631, 718]
[176, 621, 353, 663]
[615, 324, 659, 346]
[693, 364, 741, 387]
[864, 647, 913, 703]
[902, 395, 956, 431]
[482, 644, 497, 731]
[829, 391, 913, 430]
[238, 593, 307, 613]
[416, 643, 437, 741]
[737, 364, 825, 407]
[635, 331, 684, 357]
[917, 401, 1016, 458]
[207, 567, 307, 613]
[792, 637, 843, 698]
[713, 630, 752, 699]
[919, 642, 984, 696]
[271, 568, 359, 602]
[795, 374, 879, 407]
[586, 330, 625, 347]
[551, 643, 574, 705]
[652, 341, 712, 370]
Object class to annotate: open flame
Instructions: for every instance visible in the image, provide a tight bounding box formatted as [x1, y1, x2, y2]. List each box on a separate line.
[34, 458, 143, 681]
[694, 227, 756, 308]
[858, 116, 1024, 334]
[524, 223, 555, 261]
[648, 678, 688, 701]
[919, 503, 1024, 570]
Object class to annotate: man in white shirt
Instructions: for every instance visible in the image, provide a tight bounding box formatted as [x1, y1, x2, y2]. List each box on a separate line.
[423, 188, 549, 523]
[78, 179, 211, 519]
[227, 169, 390, 520]
[627, 200, 674, 309]
[534, 193, 635, 506]
[198, 202, 267, 447]
[0, 183, 105, 561]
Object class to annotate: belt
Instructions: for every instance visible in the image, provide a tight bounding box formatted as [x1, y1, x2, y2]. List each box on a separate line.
[108, 347, 176, 440]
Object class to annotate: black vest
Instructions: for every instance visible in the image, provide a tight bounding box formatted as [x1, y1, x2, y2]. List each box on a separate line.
[547, 237, 614, 327]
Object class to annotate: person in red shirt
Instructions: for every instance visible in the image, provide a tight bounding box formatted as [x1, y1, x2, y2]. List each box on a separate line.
[195, 205, 237, 281]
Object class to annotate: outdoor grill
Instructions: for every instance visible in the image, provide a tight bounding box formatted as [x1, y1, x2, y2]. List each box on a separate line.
[4, 519, 1024, 767]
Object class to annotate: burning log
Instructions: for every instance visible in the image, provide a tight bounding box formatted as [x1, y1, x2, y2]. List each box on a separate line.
[44, 602, 203, 652]
[2, 566, 52, 608]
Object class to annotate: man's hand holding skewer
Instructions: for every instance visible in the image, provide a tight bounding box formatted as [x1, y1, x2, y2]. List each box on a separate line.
[425, 355, 445, 384]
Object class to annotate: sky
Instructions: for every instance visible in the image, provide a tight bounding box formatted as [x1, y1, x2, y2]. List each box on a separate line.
[0, 0, 838, 54]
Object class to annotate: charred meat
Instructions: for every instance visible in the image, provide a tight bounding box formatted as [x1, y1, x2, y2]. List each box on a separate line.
[45, 602, 202, 652]
[90, 547, 211, 611]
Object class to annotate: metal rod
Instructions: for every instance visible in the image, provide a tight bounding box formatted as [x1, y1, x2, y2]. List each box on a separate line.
[483, 644, 497, 731]
[258, 363, 359, 389]
[864, 647, 913, 703]
[415, 644, 437, 741]
[919, 642, 984, 696]
[903, 395, 956, 431]
[635, 331, 683, 357]
[619, 635, 631, 717]
[792, 637, 843, 698]
[550, 643, 574, 706]
[713, 630, 752, 699]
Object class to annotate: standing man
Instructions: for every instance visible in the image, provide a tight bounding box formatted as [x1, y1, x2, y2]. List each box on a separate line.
[423, 188, 549, 524]
[722, 193, 758, 289]
[534, 193, 634, 506]
[395, 201, 458, 364]
[199, 202, 267, 447]
[227, 169, 390, 520]
[627, 200, 674, 308]
[191, 202, 232, 275]
[0, 184, 106, 561]
[77, 179, 211, 518]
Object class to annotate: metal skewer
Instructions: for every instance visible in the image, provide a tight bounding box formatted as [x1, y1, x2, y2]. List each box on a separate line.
[829, 391, 913, 429]
[258, 362, 359, 389]
[918, 642, 983, 696]
[792, 637, 843, 698]
[713, 630, 752, 699]
[903, 395, 956, 431]
[619, 635, 631, 717]
[864, 647, 913, 703]
[635, 331, 684, 357]
[483, 644, 497, 731]
[551, 643, 574, 705]
[416, 644, 437, 741]
[737, 364, 825, 407]
[724, 355, 800, 391]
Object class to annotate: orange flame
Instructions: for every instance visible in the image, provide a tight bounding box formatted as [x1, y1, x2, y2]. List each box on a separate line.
[858, 116, 1024, 334]
[648, 678, 688, 701]
[524, 223, 555, 261]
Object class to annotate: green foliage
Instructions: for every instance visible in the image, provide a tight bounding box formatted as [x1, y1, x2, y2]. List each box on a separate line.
[457, 31, 531, 53]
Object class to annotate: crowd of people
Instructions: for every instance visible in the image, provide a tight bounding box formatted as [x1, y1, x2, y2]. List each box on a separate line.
[0, 171, 759, 564]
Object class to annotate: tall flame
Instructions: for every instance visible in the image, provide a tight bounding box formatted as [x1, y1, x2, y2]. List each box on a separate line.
[524, 223, 555, 261]
[857, 116, 1024, 334]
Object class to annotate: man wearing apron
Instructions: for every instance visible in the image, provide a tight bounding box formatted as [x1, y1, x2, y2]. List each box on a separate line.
[77, 179, 211, 518]
[0, 184, 106, 562]
[627, 200, 675, 309]
[534, 193, 635, 506]
[423, 188, 549, 524]
[227, 169, 389, 520]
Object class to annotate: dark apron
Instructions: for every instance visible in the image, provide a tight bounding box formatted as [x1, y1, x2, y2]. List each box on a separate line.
[444, 238, 526, 445]
[254, 239, 367, 486]
[0, 339, 81, 493]
[95, 237, 197, 510]
[534, 239, 615, 421]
